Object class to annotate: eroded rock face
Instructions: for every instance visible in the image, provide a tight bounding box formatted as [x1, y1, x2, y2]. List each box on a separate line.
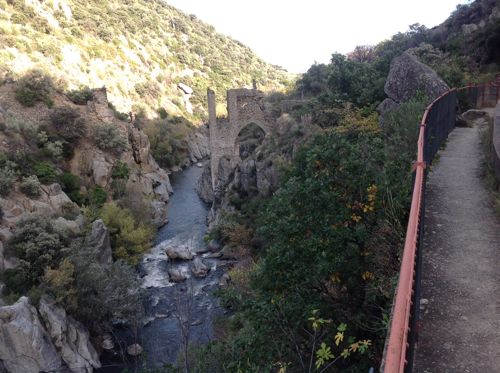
[92, 156, 112, 187]
[150, 200, 169, 228]
[87, 219, 112, 265]
[0, 184, 77, 229]
[187, 128, 210, 163]
[385, 52, 449, 104]
[38, 297, 101, 373]
[195, 164, 214, 204]
[0, 297, 62, 373]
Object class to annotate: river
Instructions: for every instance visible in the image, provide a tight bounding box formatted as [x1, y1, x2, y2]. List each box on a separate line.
[99, 163, 225, 371]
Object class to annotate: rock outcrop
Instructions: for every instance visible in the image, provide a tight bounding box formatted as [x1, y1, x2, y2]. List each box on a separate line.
[378, 52, 450, 124]
[195, 164, 214, 204]
[0, 297, 101, 373]
[87, 219, 112, 265]
[0, 184, 79, 229]
[38, 297, 101, 373]
[384, 52, 449, 104]
[187, 127, 210, 163]
[0, 297, 62, 373]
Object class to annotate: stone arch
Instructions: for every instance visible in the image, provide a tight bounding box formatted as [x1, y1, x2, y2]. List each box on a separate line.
[233, 121, 267, 162]
[208, 88, 273, 190]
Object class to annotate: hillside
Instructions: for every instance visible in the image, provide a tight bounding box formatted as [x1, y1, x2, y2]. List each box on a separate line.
[0, 0, 292, 121]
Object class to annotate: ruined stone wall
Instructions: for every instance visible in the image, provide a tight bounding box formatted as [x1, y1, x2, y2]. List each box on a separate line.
[208, 88, 273, 189]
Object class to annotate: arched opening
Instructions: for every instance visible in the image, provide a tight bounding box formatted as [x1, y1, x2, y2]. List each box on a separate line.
[235, 122, 266, 160]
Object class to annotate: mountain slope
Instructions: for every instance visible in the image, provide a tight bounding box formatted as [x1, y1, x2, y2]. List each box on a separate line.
[0, 0, 292, 121]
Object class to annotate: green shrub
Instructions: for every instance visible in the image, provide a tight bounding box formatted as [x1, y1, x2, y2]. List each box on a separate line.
[111, 160, 129, 179]
[59, 172, 81, 191]
[157, 107, 168, 119]
[67, 86, 93, 105]
[34, 162, 58, 184]
[14, 69, 54, 107]
[4, 215, 69, 294]
[20, 175, 41, 197]
[0, 166, 16, 196]
[49, 107, 86, 140]
[88, 186, 107, 207]
[59, 172, 83, 204]
[42, 141, 64, 160]
[92, 124, 127, 152]
[101, 202, 153, 265]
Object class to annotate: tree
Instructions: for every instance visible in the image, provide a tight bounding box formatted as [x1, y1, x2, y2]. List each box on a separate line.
[4, 215, 69, 294]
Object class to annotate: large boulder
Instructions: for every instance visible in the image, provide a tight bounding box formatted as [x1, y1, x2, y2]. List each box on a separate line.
[87, 219, 112, 265]
[384, 52, 449, 104]
[168, 268, 187, 283]
[0, 297, 63, 373]
[191, 257, 209, 278]
[38, 297, 101, 373]
[165, 245, 193, 260]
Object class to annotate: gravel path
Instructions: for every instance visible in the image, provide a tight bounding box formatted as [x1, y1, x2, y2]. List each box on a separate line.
[414, 118, 500, 373]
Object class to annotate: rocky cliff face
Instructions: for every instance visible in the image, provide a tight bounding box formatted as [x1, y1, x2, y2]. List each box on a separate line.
[0, 297, 100, 373]
[0, 84, 173, 231]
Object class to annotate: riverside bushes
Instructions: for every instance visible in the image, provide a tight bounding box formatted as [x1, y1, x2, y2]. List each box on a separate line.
[100, 202, 153, 265]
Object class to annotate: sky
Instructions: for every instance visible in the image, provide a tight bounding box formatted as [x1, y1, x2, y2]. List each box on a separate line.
[165, 0, 470, 73]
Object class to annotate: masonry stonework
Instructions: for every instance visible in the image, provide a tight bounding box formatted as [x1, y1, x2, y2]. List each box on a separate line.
[208, 88, 273, 189]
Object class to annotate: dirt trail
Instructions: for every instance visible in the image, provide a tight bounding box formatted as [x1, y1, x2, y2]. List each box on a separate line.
[414, 115, 500, 373]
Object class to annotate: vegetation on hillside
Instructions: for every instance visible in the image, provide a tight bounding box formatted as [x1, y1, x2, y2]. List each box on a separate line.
[0, 0, 292, 121]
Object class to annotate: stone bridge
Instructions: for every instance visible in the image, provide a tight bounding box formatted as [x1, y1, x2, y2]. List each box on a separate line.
[207, 88, 274, 189]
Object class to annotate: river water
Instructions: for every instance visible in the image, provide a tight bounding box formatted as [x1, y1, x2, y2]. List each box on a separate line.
[99, 163, 224, 371]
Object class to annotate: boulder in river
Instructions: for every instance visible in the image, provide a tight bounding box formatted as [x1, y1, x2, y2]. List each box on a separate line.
[191, 257, 209, 278]
[168, 268, 187, 283]
[127, 343, 143, 356]
[165, 245, 193, 260]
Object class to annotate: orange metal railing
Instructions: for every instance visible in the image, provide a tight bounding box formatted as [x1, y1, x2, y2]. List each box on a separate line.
[382, 75, 500, 373]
